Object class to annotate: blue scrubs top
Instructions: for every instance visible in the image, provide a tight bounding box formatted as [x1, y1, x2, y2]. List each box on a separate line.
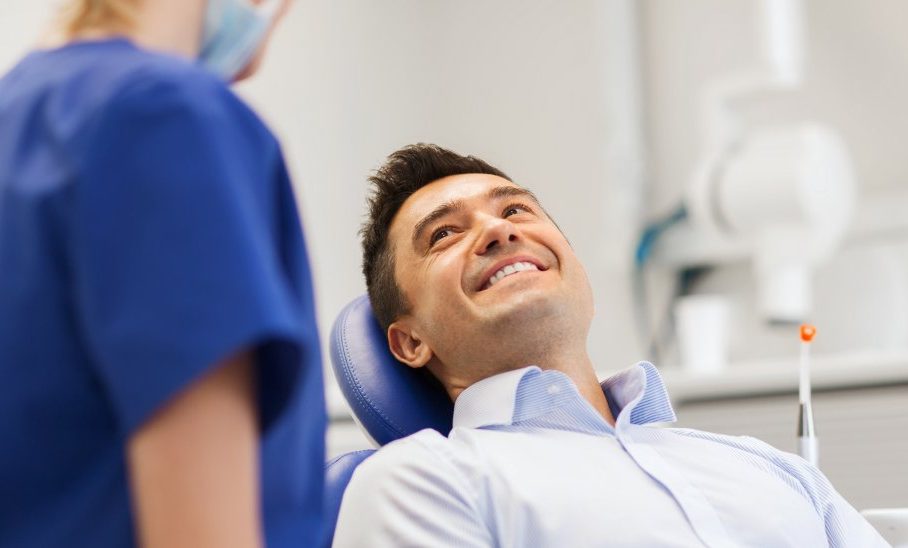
[0, 39, 326, 547]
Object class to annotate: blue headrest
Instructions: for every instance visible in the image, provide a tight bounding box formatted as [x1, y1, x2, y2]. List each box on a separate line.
[330, 294, 453, 445]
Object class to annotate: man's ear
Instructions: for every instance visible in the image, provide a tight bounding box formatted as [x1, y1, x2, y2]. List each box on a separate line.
[387, 320, 433, 369]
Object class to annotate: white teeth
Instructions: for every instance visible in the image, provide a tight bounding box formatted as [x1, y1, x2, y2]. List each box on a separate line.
[486, 261, 540, 288]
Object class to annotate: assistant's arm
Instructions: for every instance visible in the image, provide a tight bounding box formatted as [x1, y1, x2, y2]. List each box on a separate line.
[332, 436, 493, 547]
[127, 352, 262, 548]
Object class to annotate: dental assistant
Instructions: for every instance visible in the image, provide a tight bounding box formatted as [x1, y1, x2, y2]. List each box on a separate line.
[0, 1, 325, 547]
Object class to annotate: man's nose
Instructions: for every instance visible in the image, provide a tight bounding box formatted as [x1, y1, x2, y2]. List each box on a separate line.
[474, 216, 518, 255]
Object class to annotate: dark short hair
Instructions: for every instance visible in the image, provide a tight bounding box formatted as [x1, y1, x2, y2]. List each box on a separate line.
[361, 144, 510, 330]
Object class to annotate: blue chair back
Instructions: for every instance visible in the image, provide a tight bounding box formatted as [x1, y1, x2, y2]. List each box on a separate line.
[329, 294, 453, 445]
[322, 449, 375, 546]
[322, 294, 454, 546]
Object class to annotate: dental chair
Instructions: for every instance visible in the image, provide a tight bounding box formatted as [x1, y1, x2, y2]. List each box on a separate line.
[323, 294, 454, 546]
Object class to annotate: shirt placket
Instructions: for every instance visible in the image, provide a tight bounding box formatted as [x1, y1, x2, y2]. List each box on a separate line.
[616, 423, 735, 548]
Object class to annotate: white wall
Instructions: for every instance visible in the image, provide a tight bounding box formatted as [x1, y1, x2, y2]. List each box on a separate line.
[0, 2, 57, 70]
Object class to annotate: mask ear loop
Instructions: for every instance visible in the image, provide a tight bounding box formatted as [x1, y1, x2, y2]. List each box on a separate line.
[257, 0, 283, 19]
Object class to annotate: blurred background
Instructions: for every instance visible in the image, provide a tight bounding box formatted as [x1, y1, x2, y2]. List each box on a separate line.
[3, 0, 906, 509]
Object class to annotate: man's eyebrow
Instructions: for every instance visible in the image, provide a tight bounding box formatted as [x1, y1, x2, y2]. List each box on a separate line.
[488, 185, 541, 205]
[412, 199, 466, 248]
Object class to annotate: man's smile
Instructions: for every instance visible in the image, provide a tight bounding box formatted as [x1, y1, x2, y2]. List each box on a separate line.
[476, 256, 548, 291]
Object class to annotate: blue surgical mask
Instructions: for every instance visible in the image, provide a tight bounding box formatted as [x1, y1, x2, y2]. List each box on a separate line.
[199, 0, 281, 81]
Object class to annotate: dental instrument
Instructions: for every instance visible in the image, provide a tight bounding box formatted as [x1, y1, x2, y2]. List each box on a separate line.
[798, 323, 818, 466]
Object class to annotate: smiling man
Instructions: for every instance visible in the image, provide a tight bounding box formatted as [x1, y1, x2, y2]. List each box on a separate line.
[332, 144, 886, 547]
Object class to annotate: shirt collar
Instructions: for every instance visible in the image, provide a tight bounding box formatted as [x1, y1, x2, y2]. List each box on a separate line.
[452, 361, 676, 431]
[602, 361, 677, 427]
[452, 367, 531, 430]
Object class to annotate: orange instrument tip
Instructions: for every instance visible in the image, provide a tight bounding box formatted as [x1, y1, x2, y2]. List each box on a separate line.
[800, 324, 817, 343]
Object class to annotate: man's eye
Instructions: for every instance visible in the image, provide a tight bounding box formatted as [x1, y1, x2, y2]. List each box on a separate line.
[429, 226, 453, 246]
[503, 203, 533, 217]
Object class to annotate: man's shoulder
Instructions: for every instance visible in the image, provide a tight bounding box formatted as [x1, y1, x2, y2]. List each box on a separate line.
[667, 426, 792, 457]
[347, 428, 484, 498]
[354, 429, 452, 474]
[378, 427, 448, 452]
[665, 427, 817, 485]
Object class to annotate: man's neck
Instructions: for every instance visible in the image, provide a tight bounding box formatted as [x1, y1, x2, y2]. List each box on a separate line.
[547, 352, 615, 427]
[448, 350, 615, 427]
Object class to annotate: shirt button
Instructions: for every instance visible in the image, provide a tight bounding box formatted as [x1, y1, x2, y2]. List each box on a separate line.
[547, 384, 561, 395]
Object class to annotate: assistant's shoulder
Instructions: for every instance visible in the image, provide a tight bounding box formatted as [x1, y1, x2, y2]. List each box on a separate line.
[108, 62, 250, 126]
[43, 43, 222, 116]
[57, 44, 265, 143]
[69, 58, 277, 169]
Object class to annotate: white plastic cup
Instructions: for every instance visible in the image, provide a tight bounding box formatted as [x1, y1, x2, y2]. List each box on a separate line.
[675, 295, 730, 374]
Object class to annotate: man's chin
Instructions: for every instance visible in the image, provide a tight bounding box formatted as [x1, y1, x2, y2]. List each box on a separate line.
[478, 288, 565, 327]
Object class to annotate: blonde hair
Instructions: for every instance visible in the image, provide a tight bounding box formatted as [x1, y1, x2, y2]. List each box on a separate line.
[57, 0, 139, 37]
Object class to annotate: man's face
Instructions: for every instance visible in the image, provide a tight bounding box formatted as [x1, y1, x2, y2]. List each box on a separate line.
[386, 173, 594, 387]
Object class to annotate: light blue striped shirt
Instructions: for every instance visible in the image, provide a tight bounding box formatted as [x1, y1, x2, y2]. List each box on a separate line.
[334, 362, 888, 547]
